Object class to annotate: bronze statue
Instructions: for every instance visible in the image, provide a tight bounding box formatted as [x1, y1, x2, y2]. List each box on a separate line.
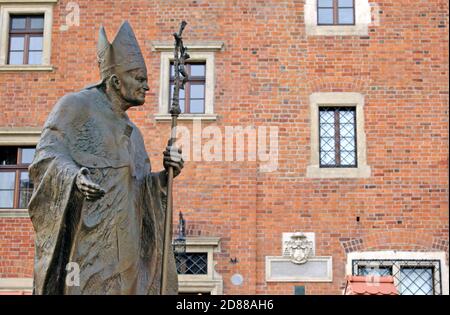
[28, 21, 183, 295]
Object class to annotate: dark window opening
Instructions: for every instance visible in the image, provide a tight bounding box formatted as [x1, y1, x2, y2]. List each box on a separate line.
[0, 146, 35, 209]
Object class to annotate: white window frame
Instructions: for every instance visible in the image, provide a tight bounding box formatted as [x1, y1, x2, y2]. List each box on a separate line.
[151, 41, 223, 121]
[0, 127, 40, 217]
[346, 251, 449, 295]
[304, 0, 372, 36]
[177, 236, 223, 295]
[0, 0, 56, 71]
[306, 92, 371, 178]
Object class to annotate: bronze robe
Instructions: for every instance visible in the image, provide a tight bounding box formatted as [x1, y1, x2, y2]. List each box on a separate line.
[28, 86, 178, 295]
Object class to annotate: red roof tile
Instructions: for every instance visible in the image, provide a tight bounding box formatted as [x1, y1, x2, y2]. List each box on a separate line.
[345, 275, 399, 295]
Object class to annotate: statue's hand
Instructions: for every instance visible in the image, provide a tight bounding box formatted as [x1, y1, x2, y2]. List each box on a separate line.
[163, 145, 184, 178]
[76, 167, 106, 201]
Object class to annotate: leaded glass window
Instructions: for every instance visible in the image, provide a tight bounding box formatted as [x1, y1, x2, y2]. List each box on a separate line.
[319, 107, 356, 167]
[176, 253, 208, 275]
[353, 259, 442, 295]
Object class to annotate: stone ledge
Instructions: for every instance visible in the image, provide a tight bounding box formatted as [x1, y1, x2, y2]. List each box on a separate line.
[0, 278, 33, 290]
[150, 41, 224, 52]
[154, 114, 218, 122]
[306, 164, 371, 179]
[0, 0, 57, 2]
[0, 127, 41, 145]
[0, 65, 53, 71]
[0, 209, 30, 218]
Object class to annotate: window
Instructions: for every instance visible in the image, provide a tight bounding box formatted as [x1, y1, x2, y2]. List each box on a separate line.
[174, 237, 223, 295]
[304, 0, 371, 36]
[8, 15, 44, 65]
[353, 260, 442, 295]
[319, 107, 356, 168]
[0, 2, 54, 70]
[170, 62, 206, 114]
[0, 146, 35, 209]
[317, 0, 355, 25]
[307, 93, 370, 178]
[176, 253, 208, 275]
[152, 42, 223, 121]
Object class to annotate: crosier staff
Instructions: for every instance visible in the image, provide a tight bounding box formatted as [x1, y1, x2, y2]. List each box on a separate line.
[161, 20, 189, 295]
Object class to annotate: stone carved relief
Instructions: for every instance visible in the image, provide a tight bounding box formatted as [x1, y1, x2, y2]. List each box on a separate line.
[283, 232, 314, 265]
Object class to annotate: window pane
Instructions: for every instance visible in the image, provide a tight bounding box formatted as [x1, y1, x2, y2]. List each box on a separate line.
[30, 16, 45, 29]
[319, 122, 335, 138]
[0, 191, 15, 208]
[0, 147, 17, 165]
[338, 0, 354, 7]
[19, 172, 33, 208]
[339, 110, 355, 124]
[20, 148, 35, 164]
[28, 51, 42, 65]
[318, 0, 333, 7]
[11, 17, 26, 29]
[341, 151, 356, 165]
[29, 36, 43, 51]
[170, 84, 185, 99]
[8, 51, 24, 64]
[170, 84, 185, 101]
[320, 151, 335, 165]
[190, 64, 205, 77]
[340, 137, 355, 152]
[10, 36, 25, 51]
[318, 8, 334, 24]
[170, 64, 175, 77]
[19, 189, 33, 208]
[179, 100, 185, 113]
[320, 137, 335, 152]
[340, 123, 355, 137]
[358, 266, 392, 276]
[338, 8, 354, 24]
[190, 84, 205, 99]
[190, 100, 205, 114]
[19, 172, 32, 189]
[176, 253, 208, 275]
[400, 268, 433, 295]
[0, 172, 16, 190]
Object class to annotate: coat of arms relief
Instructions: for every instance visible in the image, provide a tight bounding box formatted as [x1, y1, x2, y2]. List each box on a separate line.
[283, 232, 314, 265]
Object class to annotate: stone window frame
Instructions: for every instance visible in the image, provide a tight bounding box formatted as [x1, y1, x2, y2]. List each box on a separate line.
[305, 0, 371, 36]
[0, 127, 40, 217]
[0, 0, 56, 71]
[151, 41, 224, 122]
[177, 236, 223, 295]
[346, 251, 449, 295]
[306, 92, 371, 179]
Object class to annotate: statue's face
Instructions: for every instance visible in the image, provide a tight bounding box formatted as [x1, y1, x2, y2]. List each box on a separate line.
[116, 68, 149, 106]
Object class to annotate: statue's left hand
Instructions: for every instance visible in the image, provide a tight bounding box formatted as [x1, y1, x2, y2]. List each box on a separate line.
[163, 145, 184, 178]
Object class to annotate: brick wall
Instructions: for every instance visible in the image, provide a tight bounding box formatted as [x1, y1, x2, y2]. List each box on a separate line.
[0, 0, 448, 294]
